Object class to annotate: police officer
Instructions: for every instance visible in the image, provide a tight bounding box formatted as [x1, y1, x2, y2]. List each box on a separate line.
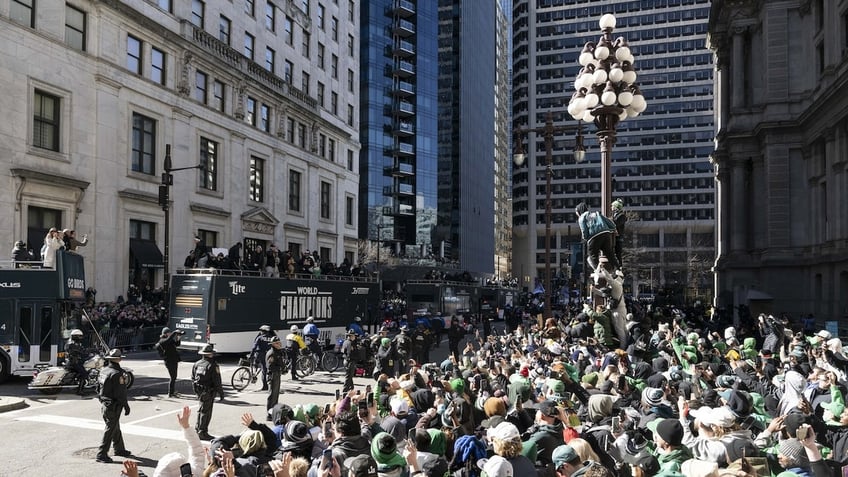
[341, 330, 362, 392]
[348, 316, 365, 336]
[65, 329, 88, 395]
[303, 316, 322, 358]
[250, 325, 277, 390]
[265, 336, 285, 418]
[192, 344, 224, 440]
[156, 327, 184, 397]
[285, 325, 306, 381]
[95, 349, 132, 463]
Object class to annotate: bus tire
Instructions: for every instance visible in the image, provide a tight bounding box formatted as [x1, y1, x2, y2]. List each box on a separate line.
[0, 354, 9, 384]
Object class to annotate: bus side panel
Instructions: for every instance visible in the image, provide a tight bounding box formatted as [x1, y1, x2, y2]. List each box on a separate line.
[169, 275, 214, 349]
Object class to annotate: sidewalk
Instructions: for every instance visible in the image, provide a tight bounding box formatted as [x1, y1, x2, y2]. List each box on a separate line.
[0, 395, 26, 412]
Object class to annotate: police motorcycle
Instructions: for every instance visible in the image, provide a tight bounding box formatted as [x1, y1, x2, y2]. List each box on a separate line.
[28, 315, 134, 395]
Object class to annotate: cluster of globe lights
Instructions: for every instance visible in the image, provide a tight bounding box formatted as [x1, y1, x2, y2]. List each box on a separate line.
[567, 13, 648, 124]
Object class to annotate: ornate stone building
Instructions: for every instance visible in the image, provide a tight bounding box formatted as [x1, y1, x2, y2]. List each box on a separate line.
[0, 0, 361, 300]
[708, 0, 848, 322]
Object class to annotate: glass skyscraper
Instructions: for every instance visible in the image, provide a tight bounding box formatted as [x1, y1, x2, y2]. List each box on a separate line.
[511, 0, 716, 301]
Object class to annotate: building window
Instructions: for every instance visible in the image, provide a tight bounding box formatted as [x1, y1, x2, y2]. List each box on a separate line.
[348, 34, 354, 56]
[302, 72, 310, 94]
[286, 117, 295, 143]
[347, 105, 354, 126]
[65, 4, 86, 51]
[320, 181, 331, 219]
[300, 0, 309, 15]
[244, 32, 255, 60]
[345, 196, 354, 225]
[245, 0, 254, 16]
[249, 157, 265, 202]
[348, 0, 354, 21]
[318, 133, 326, 157]
[219, 15, 231, 45]
[265, 2, 275, 31]
[328, 138, 335, 161]
[331, 16, 338, 41]
[199, 137, 218, 191]
[131, 113, 156, 175]
[285, 60, 293, 82]
[289, 170, 301, 212]
[284, 16, 293, 45]
[330, 92, 338, 115]
[246, 96, 256, 126]
[195, 70, 208, 104]
[302, 30, 310, 57]
[265, 47, 275, 72]
[297, 122, 306, 147]
[212, 80, 225, 111]
[317, 43, 325, 69]
[317, 3, 325, 29]
[260, 104, 270, 132]
[347, 149, 354, 171]
[11, 0, 35, 28]
[197, 229, 218, 248]
[331, 54, 338, 78]
[317, 82, 325, 107]
[151, 47, 166, 84]
[347, 68, 354, 92]
[157, 0, 171, 12]
[129, 219, 156, 240]
[127, 35, 142, 74]
[33, 90, 60, 152]
[190, 0, 204, 28]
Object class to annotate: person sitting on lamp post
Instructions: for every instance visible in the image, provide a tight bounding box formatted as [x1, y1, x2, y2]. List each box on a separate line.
[611, 199, 627, 270]
[575, 202, 618, 273]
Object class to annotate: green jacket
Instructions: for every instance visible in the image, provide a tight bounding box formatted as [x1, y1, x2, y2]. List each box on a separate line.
[590, 310, 614, 346]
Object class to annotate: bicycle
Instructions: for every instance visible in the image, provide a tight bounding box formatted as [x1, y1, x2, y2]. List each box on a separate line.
[231, 356, 261, 391]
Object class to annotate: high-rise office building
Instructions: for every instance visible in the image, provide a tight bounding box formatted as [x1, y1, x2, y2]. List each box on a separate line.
[359, 0, 507, 276]
[511, 0, 716, 303]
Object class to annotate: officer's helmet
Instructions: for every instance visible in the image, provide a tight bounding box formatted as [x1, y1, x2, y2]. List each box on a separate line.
[290, 325, 299, 333]
[70, 329, 83, 340]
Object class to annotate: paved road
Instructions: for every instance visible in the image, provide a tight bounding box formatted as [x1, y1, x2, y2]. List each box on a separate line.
[0, 351, 376, 476]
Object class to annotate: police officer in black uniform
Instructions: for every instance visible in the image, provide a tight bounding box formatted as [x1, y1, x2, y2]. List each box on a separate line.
[192, 344, 224, 440]
[341, 330, 361, 392]
[96, 349, 132, 463]
[156, 327, 184, 397]
[66, 328, 88, 395]
[265, 336, 285, 418]
[250, 325, 277, 390]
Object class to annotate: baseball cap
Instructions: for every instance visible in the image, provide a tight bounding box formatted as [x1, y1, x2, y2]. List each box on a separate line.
[487, 422, 520, 442]
[390, 399, 409, 416]
[689, 406, 736, 428]
[551, 445, 579, 469]
[537, 400, 559, 418]
[477, 456, 513, 477]
[344, 455, 379, 477]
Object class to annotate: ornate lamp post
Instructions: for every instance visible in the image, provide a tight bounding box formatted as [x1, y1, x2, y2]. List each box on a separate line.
[567, 13, 647, 217]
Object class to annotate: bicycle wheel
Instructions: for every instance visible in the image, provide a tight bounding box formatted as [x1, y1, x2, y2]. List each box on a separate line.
[297, 355, 316, 376]
[231, 366, 253, 391]
[321, 352, 341, 373]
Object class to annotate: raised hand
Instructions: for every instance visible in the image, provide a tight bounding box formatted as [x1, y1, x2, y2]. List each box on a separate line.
[177, 406, 191, 429]
[241, 412, 255, 427]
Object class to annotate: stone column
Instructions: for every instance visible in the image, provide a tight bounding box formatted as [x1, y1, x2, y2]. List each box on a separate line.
[730, 26, 747, 109]
[729, 158, 748, 252]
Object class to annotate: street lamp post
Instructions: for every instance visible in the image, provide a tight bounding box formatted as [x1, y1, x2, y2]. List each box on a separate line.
[567, 13, 646, 217]
[514, 113, 577, 320]
[158, 144, 205, 295]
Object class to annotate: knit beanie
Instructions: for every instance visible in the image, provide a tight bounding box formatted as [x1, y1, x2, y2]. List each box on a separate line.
[641, 387, 664, 407]
[427, 429, 447, 456]
[450, 378, 466, 395]
[239, 430, 265, 455]
[484, 397, 507, 417]
[778, 438, 809, 468]
[371, 432, 406, 468]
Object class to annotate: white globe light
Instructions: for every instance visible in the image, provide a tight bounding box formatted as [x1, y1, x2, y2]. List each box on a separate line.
[601, 90, 617, 106]
[618, 90, 633, 106]
[594, 45, 610, 60]
[571, 98, 586, 116]
[592, 69, 608, 85]
[622, 70, 637, 84]
[599, 14, 616, 30]
[584, 93, 600, 109]
[579, 51, 594, 67]
[582, 110, 595, 123]
[618, 109, 628, 121]
[615, 46, 631, 62]
[631, 94, 647, 112]
[580, 73, 594, 89]
[609, 67, 624, 83]
[627, 108, 640, 118]
[571, 112, 583, 121]
[590, 59, 601, 69]
[625, 54, 635, 65]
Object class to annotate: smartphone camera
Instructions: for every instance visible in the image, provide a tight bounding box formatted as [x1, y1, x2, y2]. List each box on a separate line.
[180, 463, 193, 477]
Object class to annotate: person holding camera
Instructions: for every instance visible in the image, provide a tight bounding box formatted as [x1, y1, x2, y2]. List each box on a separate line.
[157, 327, 184, 398]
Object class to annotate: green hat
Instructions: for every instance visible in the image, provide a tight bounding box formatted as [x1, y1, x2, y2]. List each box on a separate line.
[546, 378, 565, 395]
[582, 372, 599, 386]
[551, 445, 578, 468]
[381, 337, 391, 347]
[370, 432, 406, 468]
[450, 378, 465, 395]
[427, 429, 447, 456]
[303, 403, 319, 419]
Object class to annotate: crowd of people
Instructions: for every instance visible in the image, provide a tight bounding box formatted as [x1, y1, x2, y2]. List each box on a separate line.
[96, 297, 848, 477]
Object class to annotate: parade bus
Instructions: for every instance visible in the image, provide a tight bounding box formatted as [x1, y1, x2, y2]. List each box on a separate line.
[403, 279, 480, 318]
[0, 251, 86, 383]
[168, 269, 380, 353]
[479, 285, 517, 320]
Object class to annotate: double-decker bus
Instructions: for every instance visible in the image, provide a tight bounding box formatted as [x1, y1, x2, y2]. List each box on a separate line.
[0, 251, 86, 383]
[402, 280, 480, 318]
[168, 270, 380, 353]
[479, 285, 518, 320]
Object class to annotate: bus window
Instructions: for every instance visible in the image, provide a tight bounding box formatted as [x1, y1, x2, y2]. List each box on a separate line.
[39, 306, 53, 362]
[18, 306, 32, 362]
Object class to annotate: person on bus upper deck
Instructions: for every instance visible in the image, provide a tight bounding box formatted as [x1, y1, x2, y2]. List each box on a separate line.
[11, 240, 34, 265]
[251, 325, 278, 391]
[286, 325, 307, 381]
[66, 329, 89, 395]
[62, 228, 88, 252]
[41, 227, 64, 269]
[348, 316, 366, 337]
[156, 327, 184, 398]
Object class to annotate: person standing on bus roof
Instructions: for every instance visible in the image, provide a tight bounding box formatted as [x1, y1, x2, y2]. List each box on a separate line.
[285, 325, 307, 381]
[156, 327, 184, 397]
[191, 344, 223, 441]
[266, 336, 285, 418]
[348, 316, 365, 337]
[251, 325, 277, 390]
[96, 349, 132, 463]
[41, 228, 64, 269]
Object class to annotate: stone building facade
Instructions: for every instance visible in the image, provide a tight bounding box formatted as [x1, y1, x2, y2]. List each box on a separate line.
[0, 0, 361, 300]
[708, 0, 848, 322]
